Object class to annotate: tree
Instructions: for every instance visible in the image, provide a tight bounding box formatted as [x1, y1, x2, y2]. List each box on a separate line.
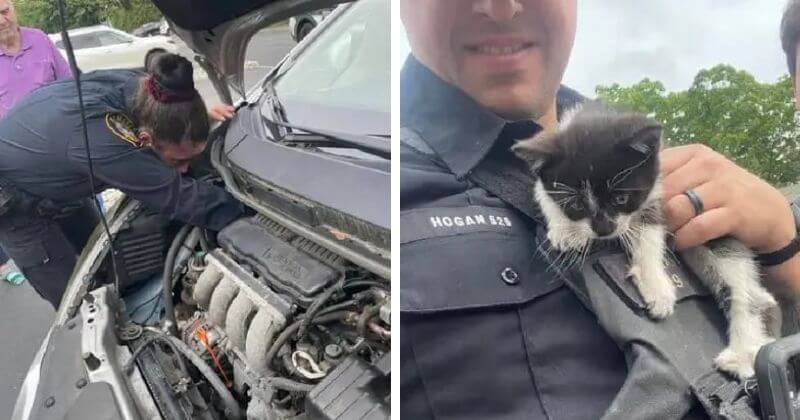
[15, 0, 161, 34]
[15, 0, 108, 34]
[597, 65, 800, 186]
[595, 78, 667, 115]
[106, 0, 162, 33]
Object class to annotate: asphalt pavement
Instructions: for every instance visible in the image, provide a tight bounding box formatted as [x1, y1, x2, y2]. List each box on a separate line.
[185, 24, 297, 104]
[0, 24, 295, 417]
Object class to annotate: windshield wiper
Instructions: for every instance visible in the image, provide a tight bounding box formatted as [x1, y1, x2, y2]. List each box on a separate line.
[259, 78, 390, 159]
[264, 116, 390, 159]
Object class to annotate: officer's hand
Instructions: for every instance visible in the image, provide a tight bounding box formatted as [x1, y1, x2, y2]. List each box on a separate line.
[208, 104, 236, 121]
[659, 144, 795, 253]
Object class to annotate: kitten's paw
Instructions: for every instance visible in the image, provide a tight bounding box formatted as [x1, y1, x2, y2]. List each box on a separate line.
[547, 230, 573, 252]
[645, 291, 676, 319]
[629, 265, 676, 319]
[714, 347, 756, 380]
[715, 338, 775, 380]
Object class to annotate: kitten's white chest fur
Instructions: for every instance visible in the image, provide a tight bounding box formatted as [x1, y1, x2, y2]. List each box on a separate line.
[537, 177, 678, 319]
[536, 175, 777, 379]
[515, 101, 778, 379]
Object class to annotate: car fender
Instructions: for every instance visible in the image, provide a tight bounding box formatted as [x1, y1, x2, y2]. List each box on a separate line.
[10, 328, 53, 420]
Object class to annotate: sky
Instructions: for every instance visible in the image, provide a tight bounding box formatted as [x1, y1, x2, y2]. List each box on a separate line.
[392, 1, 789, 97]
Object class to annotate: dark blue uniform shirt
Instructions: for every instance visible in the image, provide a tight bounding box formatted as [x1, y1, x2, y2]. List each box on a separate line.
[400, 55, 630, 419]
[0, 69, 241, 230]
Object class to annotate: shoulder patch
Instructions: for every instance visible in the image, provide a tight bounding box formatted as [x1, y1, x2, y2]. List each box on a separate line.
[105, 113, 140, 147]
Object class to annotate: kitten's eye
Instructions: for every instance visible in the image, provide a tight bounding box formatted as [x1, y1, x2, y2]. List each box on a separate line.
[614, 193, 630, 206]
[570, 201, 585, 211]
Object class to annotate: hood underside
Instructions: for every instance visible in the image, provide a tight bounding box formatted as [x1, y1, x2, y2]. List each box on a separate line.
[151, 0, 352, 101]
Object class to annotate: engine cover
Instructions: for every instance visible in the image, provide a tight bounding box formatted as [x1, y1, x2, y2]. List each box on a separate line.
[218, 217, 340, 306]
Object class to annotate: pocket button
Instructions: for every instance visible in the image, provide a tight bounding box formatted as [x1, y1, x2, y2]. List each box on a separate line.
[501, 267, 520, 286]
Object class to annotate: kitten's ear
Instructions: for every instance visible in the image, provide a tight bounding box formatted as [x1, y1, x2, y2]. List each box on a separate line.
[511, 131, 559, 174]
[615, 117, 662, 156]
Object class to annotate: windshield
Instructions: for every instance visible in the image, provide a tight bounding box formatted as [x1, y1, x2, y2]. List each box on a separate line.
[268, 0, 390, 136]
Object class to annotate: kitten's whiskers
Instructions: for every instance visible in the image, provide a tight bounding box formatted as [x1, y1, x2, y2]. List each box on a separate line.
[553, 182, 578, 193]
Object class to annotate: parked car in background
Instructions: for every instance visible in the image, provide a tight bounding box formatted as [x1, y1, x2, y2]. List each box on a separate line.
[288, 7, 334, 42]
[133, 18, 173, 37]
[49, 25, 177, 72]
[131, 21, 161, 37]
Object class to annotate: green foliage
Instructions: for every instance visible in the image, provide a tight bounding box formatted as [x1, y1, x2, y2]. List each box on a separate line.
[15, 0, 108, 33]
[106, 0, 161, 33]
[14, 0, 162, 34]
[596, 65, 799, 186]
[596, 78, 667, 115]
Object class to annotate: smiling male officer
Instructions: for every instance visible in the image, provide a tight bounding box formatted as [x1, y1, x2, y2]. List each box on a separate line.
[400, 1, 800, 419]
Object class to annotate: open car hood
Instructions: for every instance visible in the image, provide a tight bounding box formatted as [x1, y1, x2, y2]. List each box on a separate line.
[151, 0, 353, 102]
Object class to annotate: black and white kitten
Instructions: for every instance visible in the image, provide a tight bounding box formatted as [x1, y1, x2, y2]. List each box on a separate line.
[512, 101, 777, 379]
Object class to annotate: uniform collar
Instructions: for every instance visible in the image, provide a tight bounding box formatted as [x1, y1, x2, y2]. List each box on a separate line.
[400, 54, 583, 178]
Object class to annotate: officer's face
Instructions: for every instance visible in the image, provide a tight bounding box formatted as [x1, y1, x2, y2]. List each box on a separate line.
[152, 139, 206, 174]
[0, 0, 18, 39]
[401, 0, 577, 121]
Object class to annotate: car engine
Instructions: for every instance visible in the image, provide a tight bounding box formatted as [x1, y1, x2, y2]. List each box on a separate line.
[118, 212, 390, 419]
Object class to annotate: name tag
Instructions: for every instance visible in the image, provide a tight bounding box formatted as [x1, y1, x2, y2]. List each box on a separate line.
[401, 206, 525, 244]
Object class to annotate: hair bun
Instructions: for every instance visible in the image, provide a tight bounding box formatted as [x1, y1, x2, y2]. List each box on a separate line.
[152, 53, 195, 93]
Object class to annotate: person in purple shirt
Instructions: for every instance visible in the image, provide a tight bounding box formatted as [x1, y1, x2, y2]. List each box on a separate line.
[0, 0, 72, 283]
[0, 0, 71, 117]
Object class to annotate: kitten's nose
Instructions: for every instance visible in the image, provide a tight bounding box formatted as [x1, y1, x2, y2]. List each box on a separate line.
[591, 218, 617, 238]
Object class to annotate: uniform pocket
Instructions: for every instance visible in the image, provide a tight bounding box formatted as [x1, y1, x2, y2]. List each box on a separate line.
[401, 231, 563, 313]
[589, 252, 711, 314]
[401, 231, 566, 419]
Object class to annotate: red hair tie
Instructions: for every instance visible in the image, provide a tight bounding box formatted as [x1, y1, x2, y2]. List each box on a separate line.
[146, 76, 194, 103]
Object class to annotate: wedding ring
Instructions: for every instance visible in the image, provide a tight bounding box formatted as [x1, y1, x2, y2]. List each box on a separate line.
[683, 189, 704, 216]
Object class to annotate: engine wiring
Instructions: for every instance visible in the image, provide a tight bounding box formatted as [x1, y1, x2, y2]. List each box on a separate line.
[163, 224, 194, 336]
[194, 325, 233, 388]
[128, 331, 244, 420]
[55, 0, 122, 297]
[296, 277, 344, 339]
[263, 311, 354, 373]
[124, 333, 190, 380]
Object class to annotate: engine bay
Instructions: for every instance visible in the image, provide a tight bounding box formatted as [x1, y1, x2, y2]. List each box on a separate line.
[99, 207, 390, 419]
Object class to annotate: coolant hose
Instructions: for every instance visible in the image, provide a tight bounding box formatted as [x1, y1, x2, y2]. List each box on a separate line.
[296, 279, 342, 339]
[125, 334, 190, 379]
[163, 225, 193, 336]
[263, 376, 315, 393]
[165, 335, 243, 419]
[263, 311, 352, 372]
[358, 304, 382, 337]
[198, 230, 211, 252]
